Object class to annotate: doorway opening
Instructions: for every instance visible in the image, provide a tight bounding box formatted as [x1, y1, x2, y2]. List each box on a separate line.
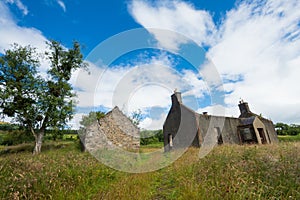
[257, 128, 267, 144]
[168, 134, 173, 149]
[214, 127, 223, 145]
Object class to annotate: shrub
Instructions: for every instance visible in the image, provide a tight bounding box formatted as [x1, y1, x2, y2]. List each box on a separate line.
[140, 130, 163, 145]
[0, 130, 34, 146]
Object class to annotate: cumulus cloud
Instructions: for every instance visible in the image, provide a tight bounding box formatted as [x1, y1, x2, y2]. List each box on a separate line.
[73, 55, 208, 107]
[0, 2, 47, 54]
[196, 104, 238, 118]
[140, 112, 168, 130]
[129, 0, 300, 125]
[0, 1, 50, 78]
[128, 0, 216, 51]
[209, 0, 300, 123]
[71, 54, 209, 129]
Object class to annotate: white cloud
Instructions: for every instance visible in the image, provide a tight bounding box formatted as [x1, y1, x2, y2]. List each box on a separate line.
[181, 69, 208, 98]
[128, 0, 216, 51]
[73, 56, 180, 110]
[67, 112, 85, 130]
[72, 54, 209, 129]
[209, 0, 300, 123]
[196, 104, 238, 118]
[57, 0, 66, 12]
[0, 1, 50, 79]
[5, 0, 28, 15]
[129, 0, 300, 125]
[0, 2, 48, 54]
[140, 112, 168, 130]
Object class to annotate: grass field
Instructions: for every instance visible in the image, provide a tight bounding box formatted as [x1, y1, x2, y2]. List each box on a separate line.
[278, 134, 300, 142]
[1, 141, 299, 200]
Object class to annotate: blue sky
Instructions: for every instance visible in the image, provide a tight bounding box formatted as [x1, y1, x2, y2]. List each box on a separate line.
[1, 0, 300, 129]
[6, 0, 236, 55]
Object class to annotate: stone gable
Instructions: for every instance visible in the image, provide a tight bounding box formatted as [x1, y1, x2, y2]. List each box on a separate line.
[83, 107, 140, 152]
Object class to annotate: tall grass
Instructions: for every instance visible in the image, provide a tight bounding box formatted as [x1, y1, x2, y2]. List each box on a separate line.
[278, 134, 300, 142]
[1, 142, 299, 199]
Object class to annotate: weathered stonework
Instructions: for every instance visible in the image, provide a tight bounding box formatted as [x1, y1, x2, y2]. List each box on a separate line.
[163, 92, 278, 152]
[83, 107, 140, 152]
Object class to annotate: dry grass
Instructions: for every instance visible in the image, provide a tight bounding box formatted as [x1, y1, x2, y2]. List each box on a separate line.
[1, 142, 299, 199]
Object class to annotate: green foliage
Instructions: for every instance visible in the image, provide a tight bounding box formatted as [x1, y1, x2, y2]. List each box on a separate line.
[0, 123, 19, 131]
[278, 134, 300, 142]
[96, 111, 105, 121]
[42, 40, 87, 130]
[79, 111, 105, 128]
[0, 129, 78, 146]
[44, 130, 78, 141]
[140, 129, 163, 145]
[275, 122, 300, 135]
[0, 41, 87, 153]
[0, 44, 42, 125]
[0, 130, 34, 146]
[130, 109, 143, 126]
[0, 141, 77, 155]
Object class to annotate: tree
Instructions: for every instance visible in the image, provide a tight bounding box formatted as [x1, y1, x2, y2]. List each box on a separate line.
[79, 111, 106, 128]
[275, 122, 289, 135]
[0, 41, 87, 154]
[275, 122, 300, 136]
[130, 109, 143, 126]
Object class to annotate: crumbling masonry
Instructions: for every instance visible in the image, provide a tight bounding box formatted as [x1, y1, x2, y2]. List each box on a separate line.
[163, 92, 278, 152]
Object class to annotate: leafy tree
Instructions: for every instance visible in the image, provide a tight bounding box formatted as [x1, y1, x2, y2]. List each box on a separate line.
[0, 41, 87, 154]
[79, 111, 106, 128]
[275, 122, 289, 135]
[130, 109, 143, 126]
[287, 124, 300, 135]
[96, 111, 106, 123]
[275, 122, 300, 136]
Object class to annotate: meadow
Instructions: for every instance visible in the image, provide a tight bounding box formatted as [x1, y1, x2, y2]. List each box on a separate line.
[0, 139, 299, 200]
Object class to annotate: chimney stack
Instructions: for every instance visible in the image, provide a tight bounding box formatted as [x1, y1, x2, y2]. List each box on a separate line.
[174, 91, 182, 104]
[171, 89, 182, 105]
[238, 100, 250, 115]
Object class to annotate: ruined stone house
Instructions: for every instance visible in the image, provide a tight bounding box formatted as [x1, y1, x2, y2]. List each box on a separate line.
[82, 106, 140, 152]
[163, 92, 278, 152]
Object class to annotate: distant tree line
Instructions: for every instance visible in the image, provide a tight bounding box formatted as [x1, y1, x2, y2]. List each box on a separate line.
[140, 130, 163, 145]
[275, 123, 300, 135]
[0, 123, 78, 146]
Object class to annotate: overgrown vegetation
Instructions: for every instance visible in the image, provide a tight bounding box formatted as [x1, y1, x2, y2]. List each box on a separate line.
[275, 122, 300, 135]
[278, 134, 300, 142]
[140, 129, 163, 145]
[0, 123, 78, 146]
[0, 41, 87, 154]
[1, 142, 299, 199]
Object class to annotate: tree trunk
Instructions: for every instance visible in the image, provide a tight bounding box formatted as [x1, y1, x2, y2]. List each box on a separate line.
[32, 116, 48, 155]
[31, 127, 45, 155]
[33, 131, 44, 154]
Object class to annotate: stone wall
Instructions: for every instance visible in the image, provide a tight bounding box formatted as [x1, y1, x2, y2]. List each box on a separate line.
[163, 92, 278, 152]
[260, 118, 279, 143]
[83, 107, 140, 153]
[197, 115, 241, 145]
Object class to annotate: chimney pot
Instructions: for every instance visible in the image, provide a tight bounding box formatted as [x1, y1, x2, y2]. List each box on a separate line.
[174, 91, 182, 104]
